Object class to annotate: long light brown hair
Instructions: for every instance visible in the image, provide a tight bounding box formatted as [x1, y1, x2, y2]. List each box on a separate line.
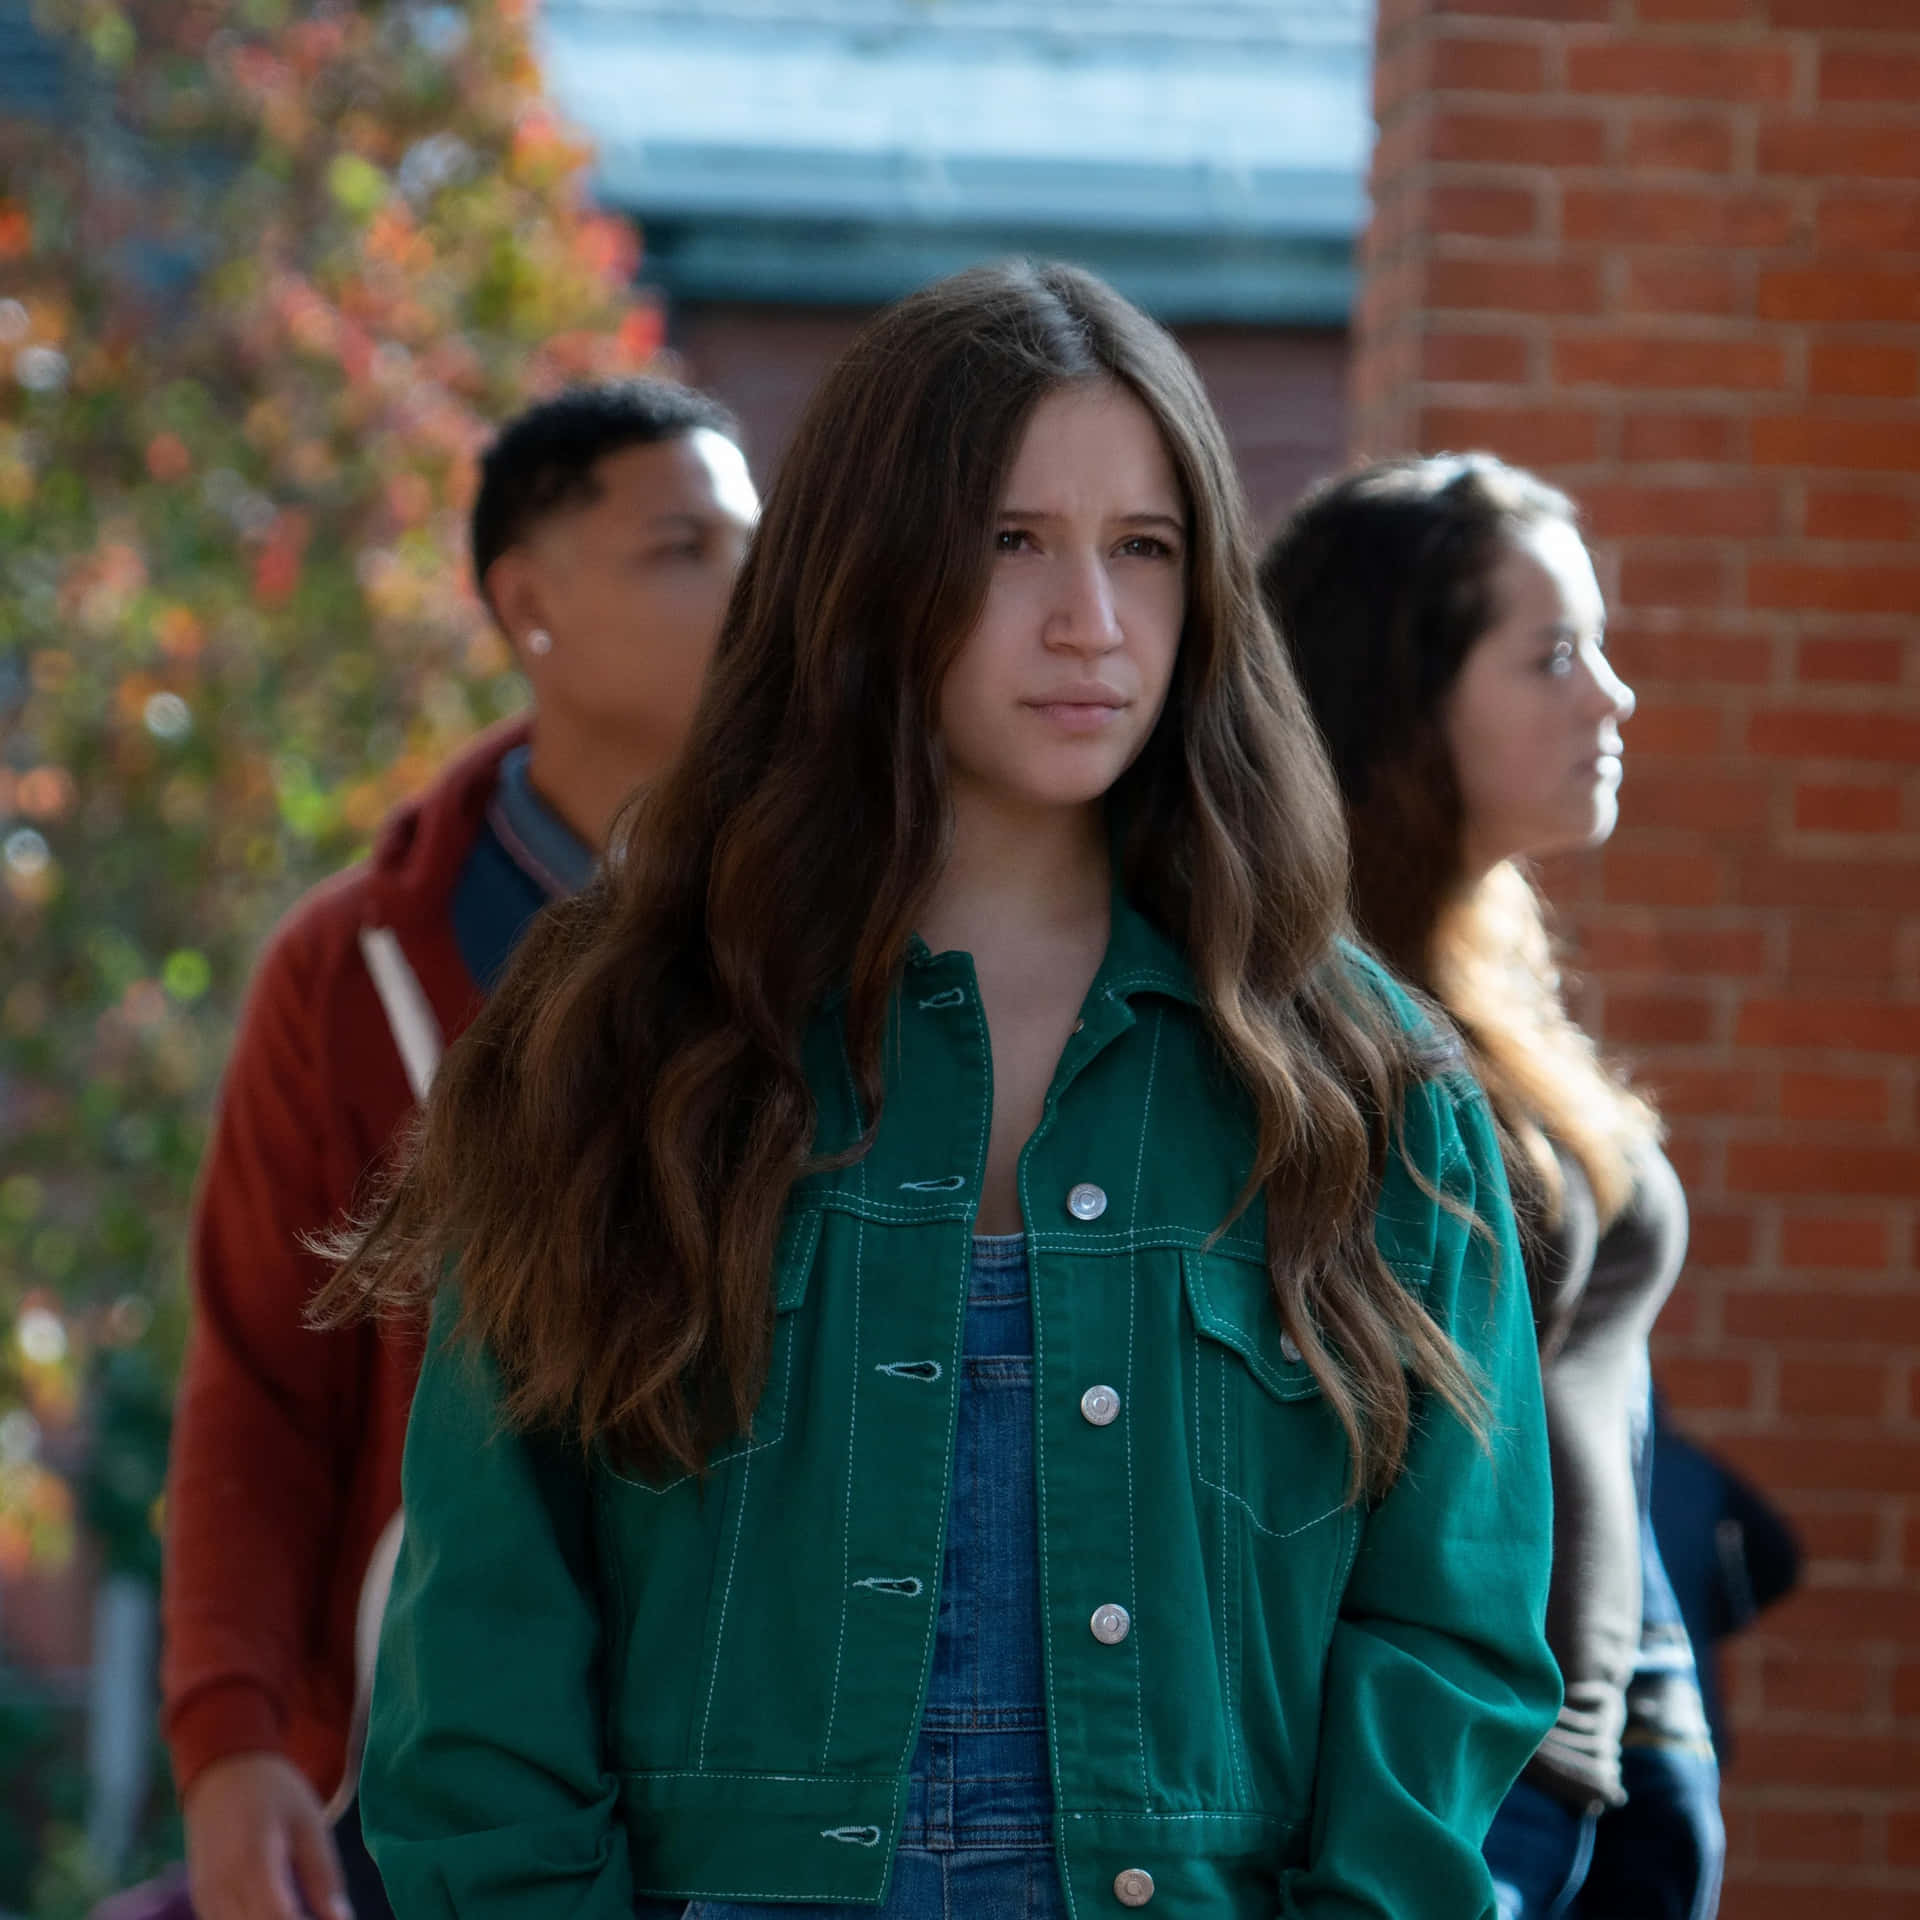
[1259, 453, 1658, 1231]
[319, 263, 1480, 1497]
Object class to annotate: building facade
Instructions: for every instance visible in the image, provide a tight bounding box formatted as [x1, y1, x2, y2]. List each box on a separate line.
[540, 0, 1374, 521]
[1352, 3, 1920, 1913]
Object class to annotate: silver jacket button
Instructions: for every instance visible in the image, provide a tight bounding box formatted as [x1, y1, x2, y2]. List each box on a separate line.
[1090, 1602, 1131, 1645]
[1080, 1383, 1121, 1427]
[1067, 1182, 1108, 1222]
[1114, 1868, 1156, 1907]
[1279, 1331, 1303, 1363]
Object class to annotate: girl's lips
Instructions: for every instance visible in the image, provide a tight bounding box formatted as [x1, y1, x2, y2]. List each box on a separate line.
[1027, 699, 1127, 735]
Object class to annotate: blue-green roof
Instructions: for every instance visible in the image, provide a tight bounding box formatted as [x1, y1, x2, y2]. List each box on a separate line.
[540, 0, 1374, 322]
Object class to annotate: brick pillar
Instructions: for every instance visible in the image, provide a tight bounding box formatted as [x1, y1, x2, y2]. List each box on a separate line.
[1351, 3, 1920, 1913]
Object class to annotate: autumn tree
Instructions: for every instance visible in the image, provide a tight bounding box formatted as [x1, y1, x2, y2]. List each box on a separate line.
[0, 1, 658, 1887]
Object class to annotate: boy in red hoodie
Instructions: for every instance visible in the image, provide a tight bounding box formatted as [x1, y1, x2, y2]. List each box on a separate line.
[161, 380, 758, 1920]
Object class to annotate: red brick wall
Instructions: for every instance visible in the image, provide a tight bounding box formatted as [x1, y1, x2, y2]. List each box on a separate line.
[1352, 2, 1920, 1912]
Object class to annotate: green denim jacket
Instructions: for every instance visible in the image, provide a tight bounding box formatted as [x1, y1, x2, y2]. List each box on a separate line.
[362, 899, 1559, 1920]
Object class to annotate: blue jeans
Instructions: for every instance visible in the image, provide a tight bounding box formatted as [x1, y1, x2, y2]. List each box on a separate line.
[1485, 1744, 1723, 1920]
[1487, 1369, 1723, 1920]
[636, 1234, 1065, 1919]
[334, 1800, 395, 1920]
[1485, 1781, 1598, 1920]
[1581, 1743, 1724, 1920]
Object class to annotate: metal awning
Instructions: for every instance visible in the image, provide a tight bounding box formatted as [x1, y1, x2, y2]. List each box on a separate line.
[539, 0, 1374, 322]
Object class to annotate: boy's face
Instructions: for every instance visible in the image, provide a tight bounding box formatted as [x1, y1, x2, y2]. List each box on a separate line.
[501, 428, 759, 761]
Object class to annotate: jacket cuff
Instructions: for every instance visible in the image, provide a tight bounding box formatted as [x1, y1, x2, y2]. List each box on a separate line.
[166, 1680, 287, 1799]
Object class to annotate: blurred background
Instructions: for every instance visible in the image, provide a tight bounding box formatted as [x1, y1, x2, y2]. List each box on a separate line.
[0, 1, 1914, 1916]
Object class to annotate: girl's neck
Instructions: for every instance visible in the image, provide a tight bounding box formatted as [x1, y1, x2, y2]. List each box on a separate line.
[917, 787, 1110, 959]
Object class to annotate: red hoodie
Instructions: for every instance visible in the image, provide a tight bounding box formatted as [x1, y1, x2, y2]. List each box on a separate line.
[161, 718, 530, 1802]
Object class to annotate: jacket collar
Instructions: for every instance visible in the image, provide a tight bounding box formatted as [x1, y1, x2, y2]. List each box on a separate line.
[1089, 882, 1202, 1010]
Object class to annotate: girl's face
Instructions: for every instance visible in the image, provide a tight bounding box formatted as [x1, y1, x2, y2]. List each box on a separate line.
[939, 380, 1188, 819]
[1442, 518, 1636, 872]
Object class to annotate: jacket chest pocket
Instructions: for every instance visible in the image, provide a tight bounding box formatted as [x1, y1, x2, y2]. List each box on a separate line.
[594, 1208, 827, 1769]
[1182, 1249, 1353, 1546]
[602, 1206, 823, 1499]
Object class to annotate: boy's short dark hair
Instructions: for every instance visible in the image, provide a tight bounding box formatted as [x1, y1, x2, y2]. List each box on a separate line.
[470, 379, 742, 612]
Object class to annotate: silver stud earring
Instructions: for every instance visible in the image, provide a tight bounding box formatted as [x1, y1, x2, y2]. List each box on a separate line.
[525, 628, 552, 657]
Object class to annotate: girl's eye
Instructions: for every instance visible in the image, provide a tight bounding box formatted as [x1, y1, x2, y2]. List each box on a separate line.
[1543, 642, 1575, 677]
[1118, 535, 1174, 560]
[994, 528, 1032, 553]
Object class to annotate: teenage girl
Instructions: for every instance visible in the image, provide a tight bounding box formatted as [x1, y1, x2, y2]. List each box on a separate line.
[1262, 454, 1722, 1920]
[325, 267, 1561, 1920]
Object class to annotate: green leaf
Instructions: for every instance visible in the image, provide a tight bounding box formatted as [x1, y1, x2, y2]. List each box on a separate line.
[0, 1177, 44, 1227]
[326, 153, 389, 219]
[161, 949, 212, 1003]
[86, 10, 136, 71]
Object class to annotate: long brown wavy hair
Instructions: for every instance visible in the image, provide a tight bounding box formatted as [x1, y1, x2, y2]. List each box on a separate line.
[1259, 453, 1658, 1231]
[319, 262, 1480, 1498]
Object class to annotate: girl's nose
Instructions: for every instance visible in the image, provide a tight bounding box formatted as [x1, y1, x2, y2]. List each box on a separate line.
[1044, 552, 1124, 656]
[1588, 647, 1635, 726]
